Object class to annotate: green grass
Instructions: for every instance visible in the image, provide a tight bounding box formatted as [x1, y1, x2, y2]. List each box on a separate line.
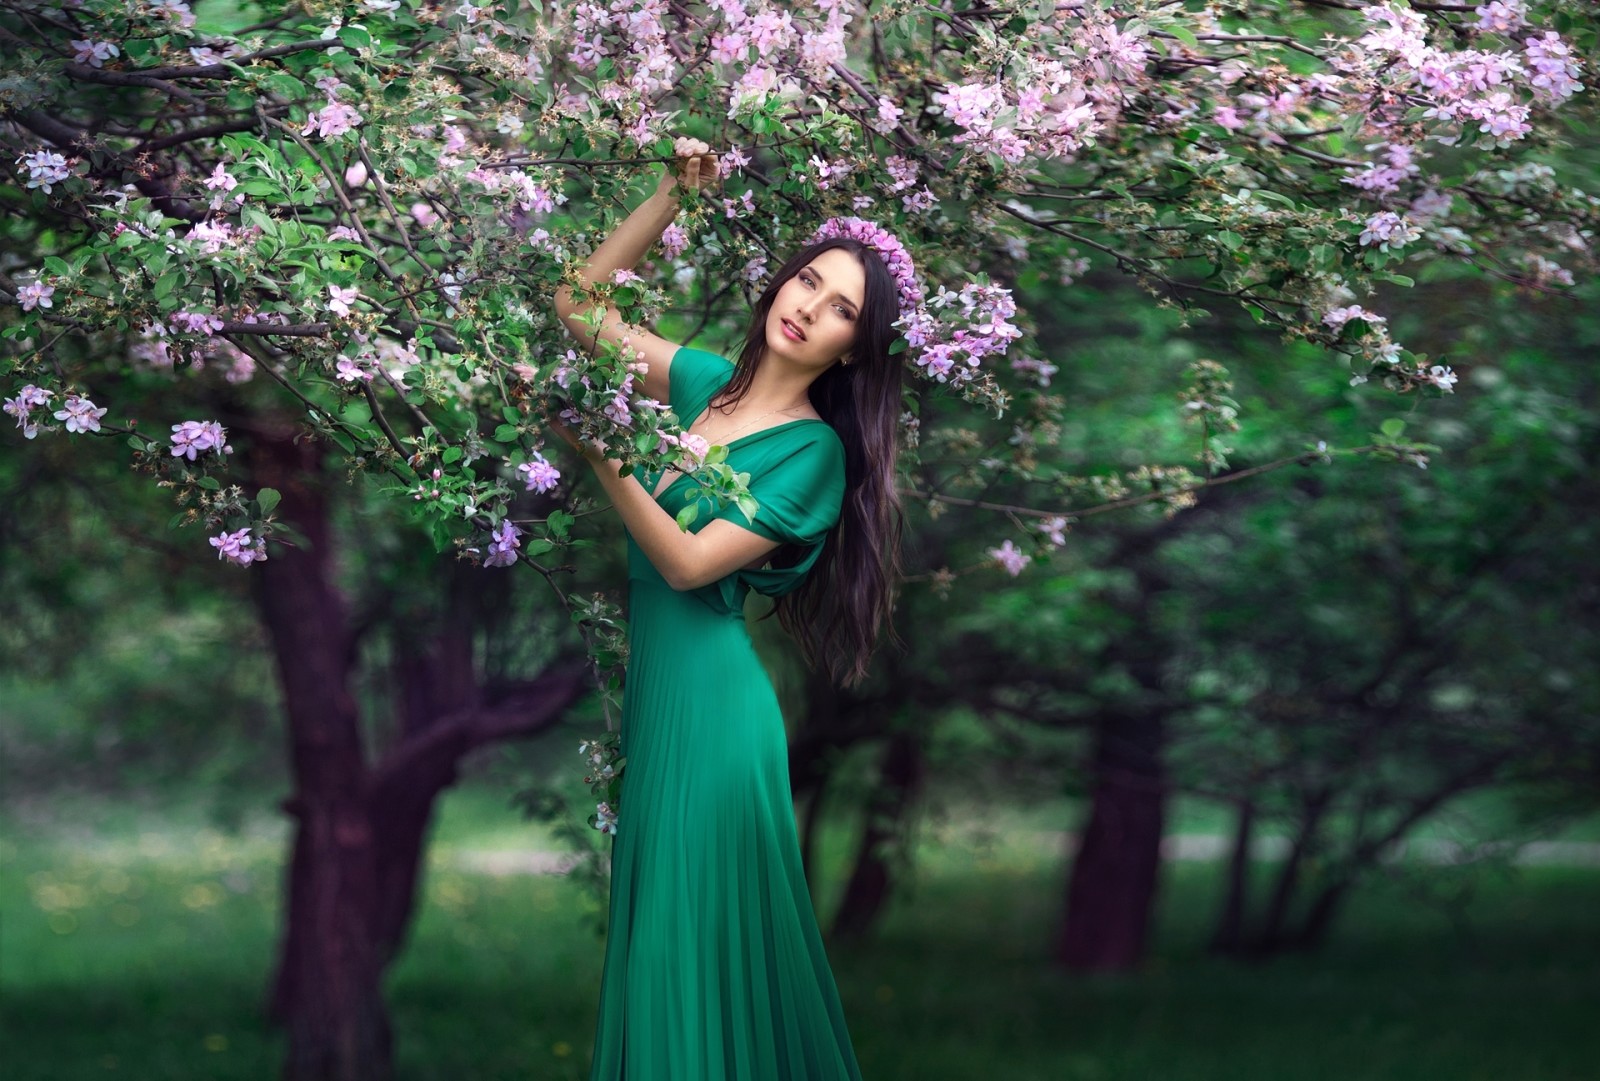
[3, 783, 1597, 1081]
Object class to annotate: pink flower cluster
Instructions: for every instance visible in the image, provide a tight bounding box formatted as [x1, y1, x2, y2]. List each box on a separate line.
[55, 394, 109, 433]
[988, 540, 1031, 577]
[303, 78, 363, 141]
[1359, 211, 1422, 251]
[517, 455, 562, 493]
[170, 310, 224, 335]
[483, 519, 523, 568]
[17, 149, 72, 193]
[70, 39, 120, 67]
[809, 216, 923, 320]
[210, 527, 268, 566]
[17, 280, 54, 311]
[170, 419, 229, 460]
[3, 384, 54, 439]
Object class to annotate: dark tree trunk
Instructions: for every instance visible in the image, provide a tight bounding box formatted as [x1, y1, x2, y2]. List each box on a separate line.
[245, 428, 588, 1080]
[250, 433, 393, 1081]
[1056, 709, 1167, 971]
[1210, 797, 1256, 957]
[831, 726, 924, 942]
[1255, 790, 1330, 953]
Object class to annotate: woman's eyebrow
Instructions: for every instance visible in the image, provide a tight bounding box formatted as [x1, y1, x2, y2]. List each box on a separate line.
[803, 265, 860, 311]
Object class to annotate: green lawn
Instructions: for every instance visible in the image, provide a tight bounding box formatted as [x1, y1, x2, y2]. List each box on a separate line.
[3, 782, 1597, 1081]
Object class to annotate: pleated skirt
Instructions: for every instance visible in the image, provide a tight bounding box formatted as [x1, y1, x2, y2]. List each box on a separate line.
[588, 578, 863, 1081]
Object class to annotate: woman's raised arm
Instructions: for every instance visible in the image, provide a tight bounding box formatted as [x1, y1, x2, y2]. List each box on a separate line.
[553, 139, 721, 406]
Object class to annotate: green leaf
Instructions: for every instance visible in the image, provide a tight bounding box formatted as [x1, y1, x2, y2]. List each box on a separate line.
[1379, 418, 1406, 440]
[494, 423, 521, 442]
[675, 503, 699, 530]
[338, 25, 372, 50]
[1167, 25, 1199, 49]
[196, 475, 221, 490]
[153, 270, 182, 299]
[1217, 231, 1243, 251]
[257, 487, 281, 516]
[442, 445, 463, 464]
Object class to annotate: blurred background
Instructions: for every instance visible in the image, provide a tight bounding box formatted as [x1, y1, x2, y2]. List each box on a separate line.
[4, 257, 1597, 1080]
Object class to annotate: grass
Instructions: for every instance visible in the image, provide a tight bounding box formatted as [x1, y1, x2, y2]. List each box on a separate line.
[2, 781, 1597, 1081]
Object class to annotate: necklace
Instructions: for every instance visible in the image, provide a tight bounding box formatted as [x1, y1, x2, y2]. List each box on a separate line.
[700, 398, 813, 446]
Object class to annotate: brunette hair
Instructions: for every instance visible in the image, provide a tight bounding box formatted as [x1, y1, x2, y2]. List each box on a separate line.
[712, 237, 906, 687]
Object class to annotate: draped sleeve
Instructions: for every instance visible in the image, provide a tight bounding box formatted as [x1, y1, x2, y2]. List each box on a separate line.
[710, 428, 847, 600]
[668, 345, 735, 424]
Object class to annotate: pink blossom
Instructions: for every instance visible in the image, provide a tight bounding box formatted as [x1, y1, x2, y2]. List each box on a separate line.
[210, 527, 268, 566]
[677, 433, 710, 469]
[52, 394, 108, 434]
[709, 32, 747, 65]
[720, 144, 751, 177]
[4, 384, 53, 439]
[169, 419, 229, 460]
[17, 280, 54, 311]
[70, 39, 120, 67]
[1525, 32, 1583, 103]
[410, 202, 440, 227]
[988, 540, 1031, 577]
[303, 101, 363, 140]
[872, 97, 904, 134]
[603, 391, 634, 427]
[1323, 305, 1386, 330]
[327, 284, 359, 317]
[517, 456, 562, 493]
[1213, 105, 1245, 131]
[1037, 516, 1069, 547]
[189, 220, 234, 254]
[483, 519, 522, 568]
[1359, 211, 1421, 251]
[659, 223, 688, 259]
[150, 0, 196, 29]
[1475, 1, 1527, 35]
[169, 310, 224, 335]
[18, 150, 72, 193]
[335, 354, 375, 382]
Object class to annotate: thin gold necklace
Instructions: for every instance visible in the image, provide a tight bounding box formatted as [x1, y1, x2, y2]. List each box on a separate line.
[702, 398, 812, 445]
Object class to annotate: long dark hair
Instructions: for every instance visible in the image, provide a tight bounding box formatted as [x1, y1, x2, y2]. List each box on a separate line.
[711, 237, 905, 687]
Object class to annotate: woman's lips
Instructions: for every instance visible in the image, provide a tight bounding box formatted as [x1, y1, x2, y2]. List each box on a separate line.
[781, 318, 806, 342]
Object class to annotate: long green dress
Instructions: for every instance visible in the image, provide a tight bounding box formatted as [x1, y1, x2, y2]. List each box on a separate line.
[588, 346, 863, 1081]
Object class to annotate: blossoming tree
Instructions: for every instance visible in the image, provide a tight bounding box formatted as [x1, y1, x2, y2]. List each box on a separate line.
[2, 0, 1594, 1077]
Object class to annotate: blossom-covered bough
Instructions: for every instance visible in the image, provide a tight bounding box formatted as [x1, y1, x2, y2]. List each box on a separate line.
[3, 0, 1592, 573]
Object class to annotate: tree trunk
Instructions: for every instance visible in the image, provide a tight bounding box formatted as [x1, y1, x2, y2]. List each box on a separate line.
[250, 433, 394, 1081]
[246, 429, 587, 1080]
[1209, 797, 1256, 956]
[830, 726, 923, 943]
[1056, 709, 1167, 971]
[1254, 790, 1330, 954]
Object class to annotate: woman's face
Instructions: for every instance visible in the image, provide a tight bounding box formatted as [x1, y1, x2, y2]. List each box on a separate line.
[765, 248, 866, 370]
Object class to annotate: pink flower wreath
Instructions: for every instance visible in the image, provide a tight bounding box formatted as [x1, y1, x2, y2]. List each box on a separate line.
[806, 215, 1021, 390]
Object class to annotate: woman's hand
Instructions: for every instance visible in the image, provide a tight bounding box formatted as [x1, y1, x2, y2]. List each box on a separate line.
[659, 137, 720, 197]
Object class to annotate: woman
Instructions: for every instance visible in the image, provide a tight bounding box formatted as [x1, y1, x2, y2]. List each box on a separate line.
[551, 137, 906, 1080]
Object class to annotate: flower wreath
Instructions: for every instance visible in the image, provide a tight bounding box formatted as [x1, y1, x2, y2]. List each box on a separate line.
[807, 215, 1023, 392]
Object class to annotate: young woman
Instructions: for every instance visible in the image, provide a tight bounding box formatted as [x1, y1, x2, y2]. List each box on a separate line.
[551, 138, 906, 1081]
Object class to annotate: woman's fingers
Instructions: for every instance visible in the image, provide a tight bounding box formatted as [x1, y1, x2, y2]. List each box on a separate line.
[670, 137, 719, 191]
